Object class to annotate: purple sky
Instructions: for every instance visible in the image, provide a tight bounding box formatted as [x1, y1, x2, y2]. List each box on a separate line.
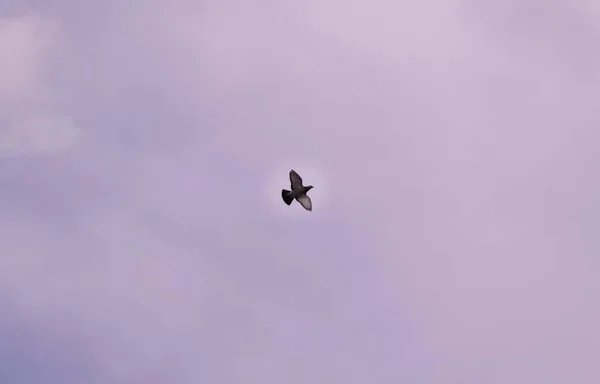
[1, 1, 599, 383]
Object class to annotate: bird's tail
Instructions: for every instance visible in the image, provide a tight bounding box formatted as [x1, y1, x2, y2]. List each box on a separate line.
[281, 189, 294, 205]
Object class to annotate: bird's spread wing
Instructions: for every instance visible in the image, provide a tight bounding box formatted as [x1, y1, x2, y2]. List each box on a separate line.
[289, 170, 304, 190]
[296, 194, 312, 211]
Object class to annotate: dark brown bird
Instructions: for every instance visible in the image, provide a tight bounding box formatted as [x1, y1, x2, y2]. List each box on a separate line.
[281, 169, 314, 211]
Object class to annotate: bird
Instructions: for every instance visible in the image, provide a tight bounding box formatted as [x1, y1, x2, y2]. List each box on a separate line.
[281, 169, 314, 211]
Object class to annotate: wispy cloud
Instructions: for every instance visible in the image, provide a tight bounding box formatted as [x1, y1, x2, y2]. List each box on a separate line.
[0, 13, 79, 157]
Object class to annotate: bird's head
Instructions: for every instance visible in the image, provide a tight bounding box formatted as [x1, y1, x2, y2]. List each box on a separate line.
[306, 185, 314, 191]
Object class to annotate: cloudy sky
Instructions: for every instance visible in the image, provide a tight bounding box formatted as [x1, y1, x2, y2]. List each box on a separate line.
[1, 0, 599, 383]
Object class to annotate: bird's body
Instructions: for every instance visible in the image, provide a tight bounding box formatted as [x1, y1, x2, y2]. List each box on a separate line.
[281, 170, 314, 211]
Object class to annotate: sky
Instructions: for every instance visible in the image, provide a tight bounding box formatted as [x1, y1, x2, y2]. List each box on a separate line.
[1, 0, 599, 383]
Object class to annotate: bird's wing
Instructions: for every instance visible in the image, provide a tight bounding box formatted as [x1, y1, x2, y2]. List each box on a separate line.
[289, 170, 304, 190]
[296, 194, 312, 211]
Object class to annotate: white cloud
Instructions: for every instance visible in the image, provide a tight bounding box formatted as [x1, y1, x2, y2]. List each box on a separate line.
[0, 13, 80, 157]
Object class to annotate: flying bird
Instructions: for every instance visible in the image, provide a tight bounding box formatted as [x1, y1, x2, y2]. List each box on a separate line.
[281, 169, 314, 211]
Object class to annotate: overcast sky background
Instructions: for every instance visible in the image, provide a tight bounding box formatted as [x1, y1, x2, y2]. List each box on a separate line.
[1, 0, 599, 383]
